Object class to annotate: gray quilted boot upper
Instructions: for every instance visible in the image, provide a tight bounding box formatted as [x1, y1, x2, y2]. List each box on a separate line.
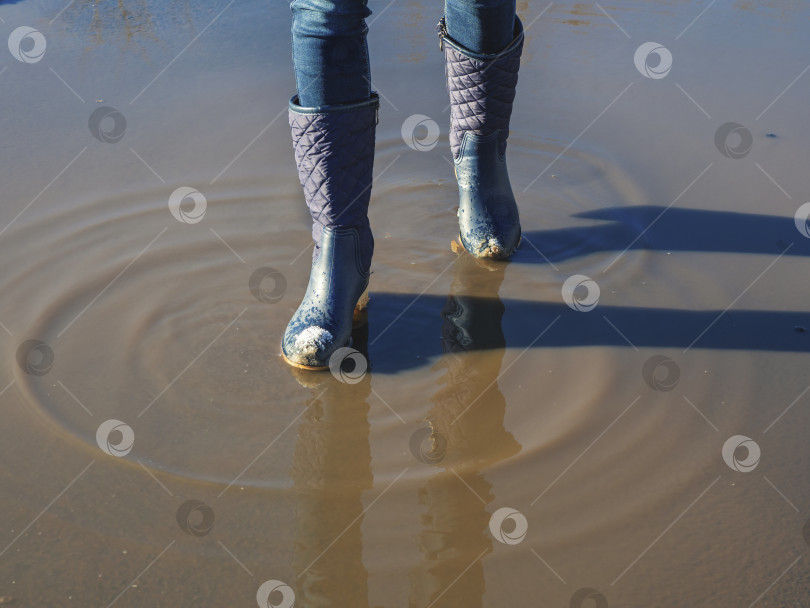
[439, 17, 523, 162]
[289, 94, 379, 268]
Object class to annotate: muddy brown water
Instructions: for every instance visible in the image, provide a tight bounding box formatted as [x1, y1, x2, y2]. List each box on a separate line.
[1, 0, 809, 606]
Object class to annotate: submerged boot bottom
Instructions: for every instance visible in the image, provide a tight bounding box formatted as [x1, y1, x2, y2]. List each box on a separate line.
[281, 227, 371, 370]
[455, 131, 521, 260]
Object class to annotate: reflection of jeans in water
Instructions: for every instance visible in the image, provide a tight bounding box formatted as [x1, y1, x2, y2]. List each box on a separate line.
[291, 0, 517, 107]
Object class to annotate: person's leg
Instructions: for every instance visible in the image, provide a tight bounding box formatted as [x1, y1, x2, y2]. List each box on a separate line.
[439, 0, 523, 259]
[283, 0, 379, 370]
[444, 0, 515, 55]
[291, 0, 372, 106]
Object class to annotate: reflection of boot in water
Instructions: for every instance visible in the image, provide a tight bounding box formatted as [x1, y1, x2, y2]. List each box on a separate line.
[409, 469, 493, 608]
[410, 248, 522, 608]
[428, 246, 521, 468]
[289, 324, 372, 607]
[441, 240, 508, 354]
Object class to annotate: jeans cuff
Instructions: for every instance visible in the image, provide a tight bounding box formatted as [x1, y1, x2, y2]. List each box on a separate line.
[289, 91, 380, 115]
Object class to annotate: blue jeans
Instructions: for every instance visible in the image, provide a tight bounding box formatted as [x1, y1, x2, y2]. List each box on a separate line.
[291, 0, 517, 108]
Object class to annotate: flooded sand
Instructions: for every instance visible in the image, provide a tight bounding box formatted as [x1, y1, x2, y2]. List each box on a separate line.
[1, 0, 810, 606]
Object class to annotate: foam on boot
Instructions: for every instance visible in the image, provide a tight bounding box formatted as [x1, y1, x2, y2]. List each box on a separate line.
[479, 237, 505, 258]
[294, 326, 334, 357]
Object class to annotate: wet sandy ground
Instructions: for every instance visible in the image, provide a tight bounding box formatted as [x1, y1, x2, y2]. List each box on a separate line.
[1, 0, 810, 606]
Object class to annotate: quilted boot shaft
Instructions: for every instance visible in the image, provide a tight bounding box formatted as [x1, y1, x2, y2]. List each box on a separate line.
[288, 93, 379, 268]
[439, 17, 523, 162]
[438, 17, 524, 260]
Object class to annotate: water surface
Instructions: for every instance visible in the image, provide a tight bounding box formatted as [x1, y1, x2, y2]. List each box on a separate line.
[1, 0, 809, 606]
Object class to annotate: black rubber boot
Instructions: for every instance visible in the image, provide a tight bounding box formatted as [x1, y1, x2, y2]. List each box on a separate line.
[438, 17, 524, 260]
[282, 94, 379, 370]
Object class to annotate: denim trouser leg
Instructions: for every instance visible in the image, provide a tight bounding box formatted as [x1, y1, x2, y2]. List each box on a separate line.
[444, 0, 517, 55]
[291, 0, 372, 107]
[290, 0, 517, 108]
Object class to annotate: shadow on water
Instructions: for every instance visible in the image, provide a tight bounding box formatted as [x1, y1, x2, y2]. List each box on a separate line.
[367, 290, 809, 374]
[363, 207, 810, 373]
[514, 206, 808, 265]
[370, 290, 809, 372]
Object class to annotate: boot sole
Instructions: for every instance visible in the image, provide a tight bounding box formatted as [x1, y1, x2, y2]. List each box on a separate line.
[456, 231, 522, 260]
[280, 350, 330, 371]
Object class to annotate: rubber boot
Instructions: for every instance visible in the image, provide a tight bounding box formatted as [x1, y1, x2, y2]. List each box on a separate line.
[438, 16, 524, 260]
[282, 93, 379, 370]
